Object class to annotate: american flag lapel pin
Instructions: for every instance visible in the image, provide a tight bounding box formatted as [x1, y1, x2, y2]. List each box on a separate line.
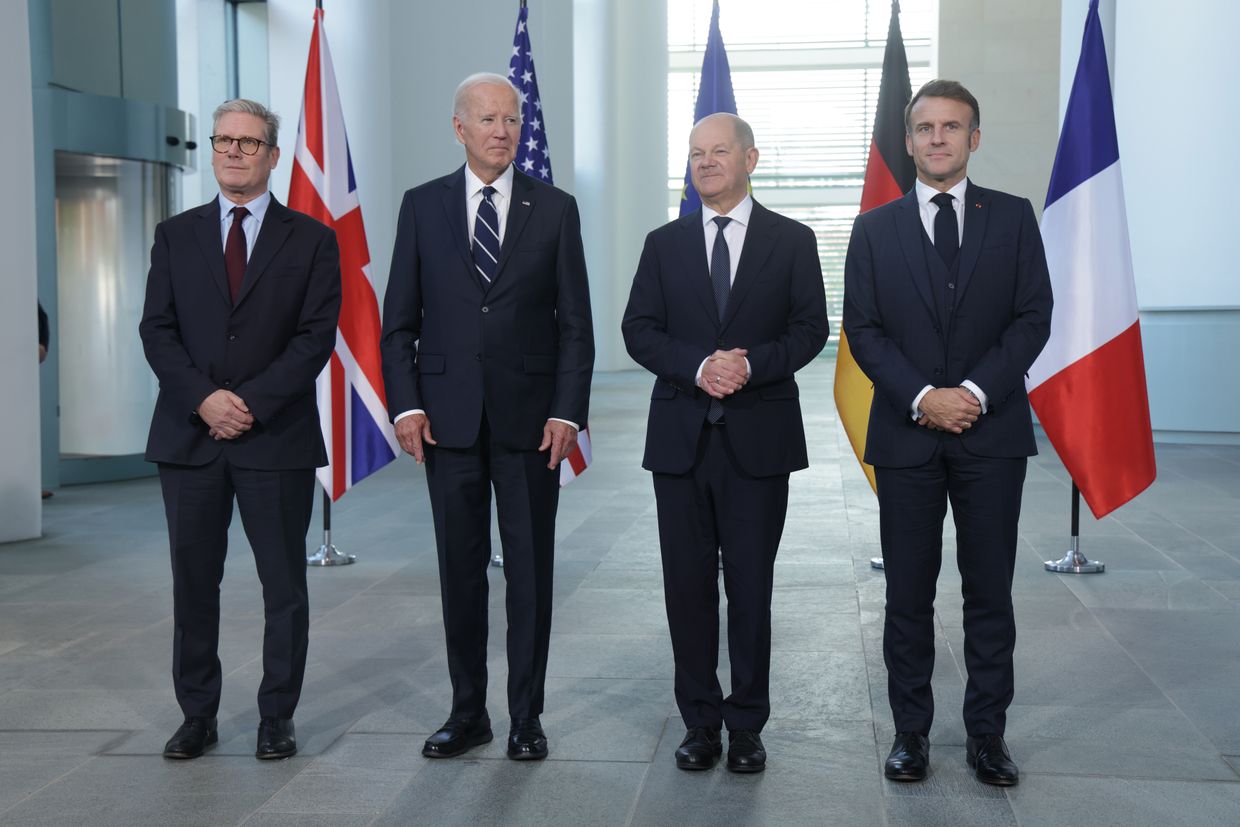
[975, 202, 982, 209]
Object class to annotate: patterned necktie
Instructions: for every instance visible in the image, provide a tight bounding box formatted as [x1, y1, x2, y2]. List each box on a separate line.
[931, 192, 958, 268]
[707, 215, 733, 424]
[472, 185, 500, 289]
[224, 206, 250, 303]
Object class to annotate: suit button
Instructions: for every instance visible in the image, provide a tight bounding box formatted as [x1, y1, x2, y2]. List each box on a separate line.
[933, 368, 944, 376]
[223, 379, 232, 386]
[227, 333, 237, 341]
[947, 282, 955, 289]
[933, 327, 941, 334]
[481, 306, 489, 313]
[475, 354, 481, 361]
[716, 339, 724, 347]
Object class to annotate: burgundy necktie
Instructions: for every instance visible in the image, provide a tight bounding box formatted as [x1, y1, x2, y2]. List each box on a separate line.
[224, 206, 250, 303]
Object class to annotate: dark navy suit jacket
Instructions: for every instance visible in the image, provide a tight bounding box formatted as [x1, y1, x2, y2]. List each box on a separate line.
[622, 201, 830, 478]
[139, 196, 341, 470]
[842, 182, 1053, 468]
[380, 166, 594, 450]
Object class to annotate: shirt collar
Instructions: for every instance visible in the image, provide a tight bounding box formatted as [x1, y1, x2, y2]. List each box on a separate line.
[702, 194, 754, 228]
[465, 163, 515, 202]
[219, 190, 272, 224]
[915, 177, 969, 209]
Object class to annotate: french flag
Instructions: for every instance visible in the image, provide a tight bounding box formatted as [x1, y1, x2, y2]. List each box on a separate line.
[289, 7, 397, 500]
[1027, 0, 1155, 518]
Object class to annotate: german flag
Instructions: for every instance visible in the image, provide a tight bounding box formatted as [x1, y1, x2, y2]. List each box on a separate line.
[834, 1, 916, 493]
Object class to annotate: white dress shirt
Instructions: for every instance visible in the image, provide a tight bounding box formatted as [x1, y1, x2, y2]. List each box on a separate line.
[395, 164, 577, 431]
[696, 196, 754, 384]
[909, 178, 988, 419]
[218, 190, 271, 258]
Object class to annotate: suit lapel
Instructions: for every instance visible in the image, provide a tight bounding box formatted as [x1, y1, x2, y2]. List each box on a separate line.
[490, 170, 535, 290]
[953, 181, 989, 308]
[675, 211, 719, 325]
[235, 196, 293, 308]
[192, 198, 232, 305]
[720, 202, 777, 330]
[440, 166, 475, 273]
[894, 189, 938, 321]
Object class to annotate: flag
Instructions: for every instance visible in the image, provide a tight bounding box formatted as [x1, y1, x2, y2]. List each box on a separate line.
[679, 0, 737, 216]
[835, 1, 916, 493]
[1027, 0, 1155, 518]
[289, 7, 397, 501]
[508, 1, 592, 487]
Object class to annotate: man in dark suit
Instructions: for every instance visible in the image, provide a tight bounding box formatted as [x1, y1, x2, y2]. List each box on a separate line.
[380, 73, 593, 762]
[622, 113, 829, 774]
[140, 99, 341, 760]
[843, 80, 1053, 786]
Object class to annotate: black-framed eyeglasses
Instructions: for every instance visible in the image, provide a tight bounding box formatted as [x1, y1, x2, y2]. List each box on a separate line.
[209, 135, 269, 155]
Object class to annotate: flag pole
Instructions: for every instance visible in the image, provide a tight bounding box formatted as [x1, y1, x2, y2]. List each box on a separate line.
[302, 0, 352, 568]
[308, 486, 356, 566]
[1044, 482, 1104, 573]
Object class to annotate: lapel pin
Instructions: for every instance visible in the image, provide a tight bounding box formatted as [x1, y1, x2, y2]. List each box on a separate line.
[522, 200, 531, 206]
[974, 202, 982, 209]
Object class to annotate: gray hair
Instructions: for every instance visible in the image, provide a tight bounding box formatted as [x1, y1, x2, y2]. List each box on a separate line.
[212, 99, 281, 146]
[691, 112, 755, 151]
[453, 73, 521, 119]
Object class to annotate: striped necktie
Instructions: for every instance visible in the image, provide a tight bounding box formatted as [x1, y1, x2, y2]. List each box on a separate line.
[472, 185, 501, 289]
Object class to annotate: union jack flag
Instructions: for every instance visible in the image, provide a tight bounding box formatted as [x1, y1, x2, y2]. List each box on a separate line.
[508, 1, 592, 486]
[290, 7, 397, 501]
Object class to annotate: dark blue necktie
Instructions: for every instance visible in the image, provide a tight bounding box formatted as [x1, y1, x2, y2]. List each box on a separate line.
[707, 215, 733, 424]
[472, 185, 500, 289]
[710, 215, 733, 318]
[931, 192, 958, 267]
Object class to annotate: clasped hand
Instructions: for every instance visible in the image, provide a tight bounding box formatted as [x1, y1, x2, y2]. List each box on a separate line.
[917, 387, 981, 434]
[199, 389, 253, 440]
[697, 348, 749, 399]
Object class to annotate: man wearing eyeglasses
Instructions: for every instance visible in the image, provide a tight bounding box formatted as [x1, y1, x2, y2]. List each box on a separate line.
[139, 99, 341, 761]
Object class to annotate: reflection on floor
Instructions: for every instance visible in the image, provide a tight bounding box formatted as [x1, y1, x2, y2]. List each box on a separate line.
[2, 361, 1239, 825]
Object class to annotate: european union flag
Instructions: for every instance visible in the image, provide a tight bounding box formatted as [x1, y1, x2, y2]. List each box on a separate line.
[679, 0, 738, 216]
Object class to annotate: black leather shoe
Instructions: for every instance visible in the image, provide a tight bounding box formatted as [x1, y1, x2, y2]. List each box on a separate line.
[726, 730, 766, 773]
[162, 717, 218, 759]
[507, 717, 548, 761]
[256, 717, 297, 759]
[966, 734, 1019, 786]
[674, 727, 722, 770]
[423, 715, 493, 758]
[884, 732, 930, 781]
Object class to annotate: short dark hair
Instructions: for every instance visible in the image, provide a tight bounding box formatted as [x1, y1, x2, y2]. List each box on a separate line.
[904, 80, 980, 133]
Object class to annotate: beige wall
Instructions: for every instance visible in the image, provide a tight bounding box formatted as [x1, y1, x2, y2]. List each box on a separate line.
[937, 0, 1061, 216]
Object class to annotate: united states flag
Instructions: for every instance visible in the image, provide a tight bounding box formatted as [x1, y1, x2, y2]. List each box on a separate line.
[508, 2, 592, 486]
[289, 7, 397, 501]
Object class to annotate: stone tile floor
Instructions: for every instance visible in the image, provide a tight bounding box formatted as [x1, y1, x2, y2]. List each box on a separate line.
[2, 361, 1238, 825]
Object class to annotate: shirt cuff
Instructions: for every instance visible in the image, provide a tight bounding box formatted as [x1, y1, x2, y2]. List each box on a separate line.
[394, 409, 424, 424]
[548, 417, 579, 431]
[960, 380, 989, 414]
[911, 385, 933, 421]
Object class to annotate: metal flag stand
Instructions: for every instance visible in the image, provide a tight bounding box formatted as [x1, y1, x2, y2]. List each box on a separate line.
[307, 488, 356, 566]
[1044, 482, 1104, 574]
